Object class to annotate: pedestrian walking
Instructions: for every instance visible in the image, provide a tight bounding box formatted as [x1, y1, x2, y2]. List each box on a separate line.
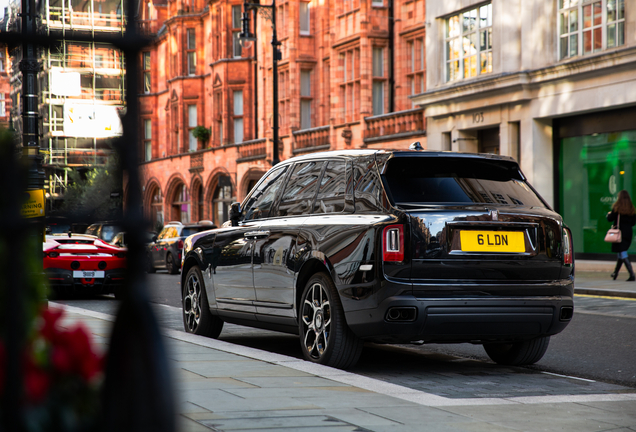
[607, 190, 636, 281]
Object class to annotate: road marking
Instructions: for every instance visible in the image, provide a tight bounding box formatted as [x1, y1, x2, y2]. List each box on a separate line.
[541, 371, 596, 382]
[575, 293, 636, 301]
[51, 302, 636, 408]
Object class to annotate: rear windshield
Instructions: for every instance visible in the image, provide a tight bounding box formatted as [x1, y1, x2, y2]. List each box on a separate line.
[181, 227, 207, 237]
[383, 157, 546, 207]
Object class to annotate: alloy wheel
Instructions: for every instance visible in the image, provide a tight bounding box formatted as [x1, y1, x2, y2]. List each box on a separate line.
[301, 281, 331, 360]
[183, 270, 202, 332]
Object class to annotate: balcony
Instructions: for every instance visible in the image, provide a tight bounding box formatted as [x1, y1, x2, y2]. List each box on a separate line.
[364, 108, 425, 144]
[292, 126, 330, 154]
[236, 139, 267, 162]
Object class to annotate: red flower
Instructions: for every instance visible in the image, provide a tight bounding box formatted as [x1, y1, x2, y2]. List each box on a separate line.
[40, 307, 64, 342]
[24, 358, 50, 403]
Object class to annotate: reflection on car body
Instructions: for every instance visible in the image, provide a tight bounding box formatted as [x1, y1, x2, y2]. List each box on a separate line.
[180, 149, 575, 369]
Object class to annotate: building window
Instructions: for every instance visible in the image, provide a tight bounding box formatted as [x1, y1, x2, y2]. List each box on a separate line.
[559, 0, 625, 60]
[172, 184, 191, 223]
[0, 50, 4, 72]
[446, 3, 492, 82]
[340, 47, 360, 123]
[232, 5, 243, 58]
[372, 47, 385, 115]
[0, 94, 5, 117]
[144, 119, 152, 161]
[187, 29, 196, 76]
[407, 37, 425, 105]
[143, 52, 151, 93]
[233, 90, 244, 144]
[372, 0, 383, 6]
[300, 70, 312, 129]
[279, 69, 289, 131]
[213, 176, 233, 226]
[188, 105, 197, 151]
[150, 187, 163, 230]
[300, 2, 310, 35]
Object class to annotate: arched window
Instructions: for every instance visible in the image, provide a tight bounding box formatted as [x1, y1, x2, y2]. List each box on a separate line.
[150, 187, 163, 230]
[213, 176, 233, 226]
[172, 184, 191, 223]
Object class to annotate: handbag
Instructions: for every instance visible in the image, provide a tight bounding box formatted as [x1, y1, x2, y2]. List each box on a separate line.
[605, 214, 622, 243]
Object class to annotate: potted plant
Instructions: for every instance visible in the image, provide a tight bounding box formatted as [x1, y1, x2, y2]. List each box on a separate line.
[191, 126, 210, 146]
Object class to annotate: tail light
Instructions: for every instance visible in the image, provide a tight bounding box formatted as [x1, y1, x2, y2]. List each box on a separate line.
[44, 251, 59, 258]
[563, 227, 573, 265]
[383, 224, 404, 262]
[177, 239, 184, 250]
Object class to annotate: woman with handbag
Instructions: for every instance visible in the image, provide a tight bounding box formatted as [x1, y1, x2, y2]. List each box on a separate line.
[607, 190, 636, 281]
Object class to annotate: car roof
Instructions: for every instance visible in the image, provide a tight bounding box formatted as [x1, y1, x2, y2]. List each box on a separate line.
[274, 149, 516, 165]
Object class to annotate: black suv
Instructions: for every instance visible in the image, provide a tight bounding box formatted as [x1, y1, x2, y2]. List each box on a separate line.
[147, 221, 216, 274]
[180, 150, 574, 369]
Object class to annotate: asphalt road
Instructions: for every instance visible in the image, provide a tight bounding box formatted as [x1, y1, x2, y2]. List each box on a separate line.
[57, 271, 636, 397]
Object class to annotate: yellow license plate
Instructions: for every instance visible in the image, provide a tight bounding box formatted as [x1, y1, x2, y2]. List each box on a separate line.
[460, 231, 525, 253]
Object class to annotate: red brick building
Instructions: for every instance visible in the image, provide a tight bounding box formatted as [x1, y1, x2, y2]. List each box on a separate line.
[138, 0, 427, 229]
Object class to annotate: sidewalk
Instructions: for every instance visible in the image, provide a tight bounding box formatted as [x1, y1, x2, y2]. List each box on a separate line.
[575, 260, 636, 299]
[56, 304, 636, 432]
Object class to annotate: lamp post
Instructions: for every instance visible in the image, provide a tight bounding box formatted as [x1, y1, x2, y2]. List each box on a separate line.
[239, 0, 281, 166]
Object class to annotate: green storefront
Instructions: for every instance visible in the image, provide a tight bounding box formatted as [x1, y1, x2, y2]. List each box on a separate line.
[557, 107, 636, 259]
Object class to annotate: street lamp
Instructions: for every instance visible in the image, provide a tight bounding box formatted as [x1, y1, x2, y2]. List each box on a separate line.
[239, 0, 281, 166]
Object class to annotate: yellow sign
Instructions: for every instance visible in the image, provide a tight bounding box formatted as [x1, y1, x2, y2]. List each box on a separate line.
[460, 230, 525, 253]
[21, 189, 46, 218]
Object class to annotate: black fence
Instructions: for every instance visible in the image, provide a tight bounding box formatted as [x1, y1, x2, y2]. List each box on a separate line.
[0, 0, 176, 429]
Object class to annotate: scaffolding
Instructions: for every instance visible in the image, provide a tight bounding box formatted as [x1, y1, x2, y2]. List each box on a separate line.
[9, 0, 126, 207]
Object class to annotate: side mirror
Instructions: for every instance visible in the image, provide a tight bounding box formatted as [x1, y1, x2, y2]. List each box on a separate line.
[151, 234, 158, 243]
[229, 202, 241, 227]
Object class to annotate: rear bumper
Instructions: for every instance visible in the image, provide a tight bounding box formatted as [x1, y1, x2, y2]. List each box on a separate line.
[45, 268, 126, 295]
[345, 281, 574, 344]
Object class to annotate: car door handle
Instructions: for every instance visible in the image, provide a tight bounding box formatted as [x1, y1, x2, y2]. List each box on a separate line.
[244, 230, 270, 240]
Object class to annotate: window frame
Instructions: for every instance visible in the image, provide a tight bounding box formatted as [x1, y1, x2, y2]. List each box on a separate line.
[188, 104, 198, 151]
[300, 2, 310, 35]
[232, 5, 243, 58]
[445, 3, 493, 83]
[233, 89, 244, 144]
[186, 28, 196, 76]
[339, 46, 360, 123]
[372, 46, 385, 116]
[558, 0, 625, 60]
[300, 69, 312, 130]
[142, 51, 151, 93]
[144, 118, 152, 161]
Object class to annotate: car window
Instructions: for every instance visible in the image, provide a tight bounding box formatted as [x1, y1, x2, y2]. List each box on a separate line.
[101, 225, 120, 242]
[277, 161, 324, 216]
[157, 226, 175, 240]
[314, 160, 347, 214]
[353, 158, 386, 213]
[181, 227, 206, 237]
[85, 225, 98, 236]
[243, 166, 289, 221]
[383, 157, 546, 207]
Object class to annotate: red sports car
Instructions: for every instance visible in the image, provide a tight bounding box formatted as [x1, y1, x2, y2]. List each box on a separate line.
[43, 234, 127, 299]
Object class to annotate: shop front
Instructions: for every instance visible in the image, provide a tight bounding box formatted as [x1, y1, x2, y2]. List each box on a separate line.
[557, 107, 636, 259]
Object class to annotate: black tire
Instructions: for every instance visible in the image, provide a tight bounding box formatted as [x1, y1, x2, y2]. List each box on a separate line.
[166, 253, 179, 274]
[182, 266, 223, 338]
[113, 287, 124, 301]
[483, 336, 550, 366]
[298, 272, 363, 369]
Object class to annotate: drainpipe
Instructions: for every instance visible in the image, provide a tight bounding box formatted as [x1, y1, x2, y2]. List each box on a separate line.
[389, 0, 395, 113]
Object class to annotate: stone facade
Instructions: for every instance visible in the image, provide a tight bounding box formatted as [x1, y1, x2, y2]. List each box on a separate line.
[413, 0, 636, 212]
[138, 0, 427, 229]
